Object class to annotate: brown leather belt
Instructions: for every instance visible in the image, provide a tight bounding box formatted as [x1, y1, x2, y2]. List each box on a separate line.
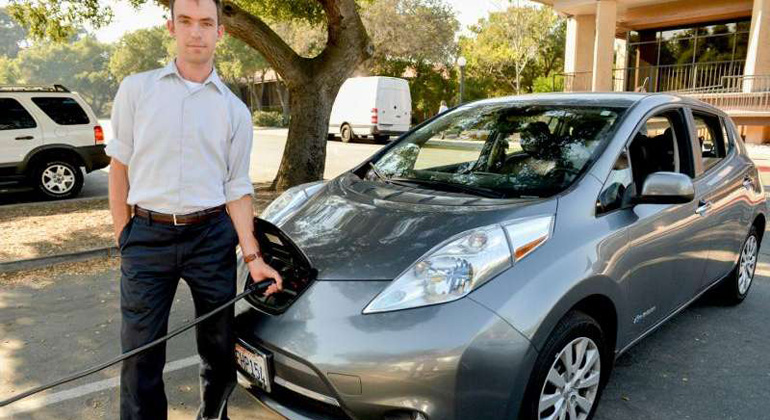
[133, 204, 226, 226]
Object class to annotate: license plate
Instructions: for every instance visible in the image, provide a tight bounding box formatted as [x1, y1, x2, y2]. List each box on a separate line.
[235, 343, 272, 392]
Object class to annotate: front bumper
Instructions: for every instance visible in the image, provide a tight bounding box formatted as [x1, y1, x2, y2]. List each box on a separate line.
[234, 281, 537, 420]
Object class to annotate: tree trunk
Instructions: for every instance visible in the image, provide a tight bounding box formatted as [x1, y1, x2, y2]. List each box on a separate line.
[272, 81, 338, 190]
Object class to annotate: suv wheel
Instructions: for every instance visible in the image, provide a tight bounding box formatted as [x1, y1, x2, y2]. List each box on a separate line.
[521, 311, 608, 420]
[34, 160, 84, 199]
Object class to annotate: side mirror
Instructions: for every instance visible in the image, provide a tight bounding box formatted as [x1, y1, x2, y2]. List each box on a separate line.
[638, 172, 694, 204]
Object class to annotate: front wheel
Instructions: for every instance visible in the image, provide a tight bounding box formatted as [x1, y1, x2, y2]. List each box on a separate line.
[715, 226, 760, 305]
[34, 159, 84, 200]
[521, 311, 608, 420]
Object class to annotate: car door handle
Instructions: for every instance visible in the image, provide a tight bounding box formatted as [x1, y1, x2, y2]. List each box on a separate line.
[695, 200, 712, 216]
[15, 136, 34, 140]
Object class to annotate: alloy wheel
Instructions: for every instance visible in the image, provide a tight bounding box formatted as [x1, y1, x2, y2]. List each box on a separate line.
[539, 337, 601, 420]
[41, 164, 76, 194]
[738, 235, 758, 295]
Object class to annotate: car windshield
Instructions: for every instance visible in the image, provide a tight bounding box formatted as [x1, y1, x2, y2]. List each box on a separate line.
[367, 102, 627, 198]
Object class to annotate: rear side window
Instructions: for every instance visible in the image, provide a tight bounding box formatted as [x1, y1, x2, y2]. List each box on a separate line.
[31, 97, 90, 125]
[0, 98, 37, 130]
[693, 112, 730, 172]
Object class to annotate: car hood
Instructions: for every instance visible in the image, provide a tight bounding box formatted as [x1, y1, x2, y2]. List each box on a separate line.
[274, 174, 558, 280]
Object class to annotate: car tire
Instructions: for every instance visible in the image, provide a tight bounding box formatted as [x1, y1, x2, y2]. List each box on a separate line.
[34, 159, 84, 200]
[340, 124, 354, 143]
[715, 226, 760, 305]
[520, 311, 608, 420]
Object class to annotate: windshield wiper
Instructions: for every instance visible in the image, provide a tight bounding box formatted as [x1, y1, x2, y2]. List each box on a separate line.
[390, 177, 507, 199]
[368, 162, 391, 184]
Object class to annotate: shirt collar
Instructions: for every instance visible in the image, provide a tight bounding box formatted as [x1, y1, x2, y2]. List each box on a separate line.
[157, 59, 227, 95]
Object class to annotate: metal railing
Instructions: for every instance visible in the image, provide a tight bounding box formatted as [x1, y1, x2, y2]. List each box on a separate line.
[678, 75, 770, 112]
[555, 60, 747, 93]
[615, 60, 746, 93]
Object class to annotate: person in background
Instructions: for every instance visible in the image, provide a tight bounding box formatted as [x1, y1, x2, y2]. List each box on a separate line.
[438, 100, 449, 114]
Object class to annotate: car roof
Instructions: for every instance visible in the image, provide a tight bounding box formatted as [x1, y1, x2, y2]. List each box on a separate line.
[468, 92, 719, 113]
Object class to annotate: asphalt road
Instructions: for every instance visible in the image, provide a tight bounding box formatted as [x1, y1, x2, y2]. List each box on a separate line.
[0, 124, 385, 206]
[2, 242, 770, 419]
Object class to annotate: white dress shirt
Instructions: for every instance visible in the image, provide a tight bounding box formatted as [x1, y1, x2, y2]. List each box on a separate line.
[106, 60, 254, 215]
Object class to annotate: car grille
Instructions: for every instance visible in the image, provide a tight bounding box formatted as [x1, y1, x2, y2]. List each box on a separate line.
[245, 218, 317, 315]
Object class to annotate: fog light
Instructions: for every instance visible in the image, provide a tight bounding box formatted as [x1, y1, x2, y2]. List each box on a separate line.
[413, 413, 428, 420]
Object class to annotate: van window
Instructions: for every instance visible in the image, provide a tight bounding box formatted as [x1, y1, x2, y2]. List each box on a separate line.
[0, 98, 37, 130]
[31, 97, 90, 125]
[693, 112, 729, 172]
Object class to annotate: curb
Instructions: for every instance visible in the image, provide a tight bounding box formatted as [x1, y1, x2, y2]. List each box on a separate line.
[0, 246, 120, 275]
[0, 195, 108, 211]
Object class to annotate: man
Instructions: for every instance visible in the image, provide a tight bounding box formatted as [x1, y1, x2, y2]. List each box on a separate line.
[106, 0, 283, 419]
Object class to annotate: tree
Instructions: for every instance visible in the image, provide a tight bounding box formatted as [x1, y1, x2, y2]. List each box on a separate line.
[215, 34, 271, 111]
[15, 37, 116, 116]
[0, 8, 27, 58]
[359, 0, 459, 120]
[109, 26, 173, 83]
[460, 2, 559, 96]
[7, 0, 373, 190]
[0, 56, 19, 83]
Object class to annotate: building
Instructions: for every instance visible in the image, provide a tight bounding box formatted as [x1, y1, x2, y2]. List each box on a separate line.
[535, 0, 770, 143]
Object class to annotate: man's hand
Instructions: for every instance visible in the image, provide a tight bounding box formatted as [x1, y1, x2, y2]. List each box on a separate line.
[113, 221, 129, 247]
[247, 258, 284, 296]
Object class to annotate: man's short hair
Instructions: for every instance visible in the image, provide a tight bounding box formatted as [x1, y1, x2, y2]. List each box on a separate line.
[170, 0, 223, 24]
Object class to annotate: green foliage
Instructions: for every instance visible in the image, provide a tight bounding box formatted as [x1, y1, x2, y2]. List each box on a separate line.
[252, 110, 287, 127]
[15, 37, 116, 116]
[361, 0, 458, 68]
[215, 34, 270, 82]
[532, 74, 562, 93]
[359, 0, 459, 122]
[5, 0, 113, 42]
[0, 8, 27, 58]
[109, 26, 172, 83]
[459, 2, 564, 96]
[0, 55, 20, 83]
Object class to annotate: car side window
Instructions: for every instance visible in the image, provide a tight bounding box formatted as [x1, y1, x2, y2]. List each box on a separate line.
[0, 98, 37, 131]
[31, 97, 90, 126]
[597, 109, 693, 215]
[693, 112, 729, 172]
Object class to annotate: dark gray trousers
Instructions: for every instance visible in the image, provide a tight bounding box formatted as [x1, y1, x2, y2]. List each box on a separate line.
[118, 211, 238, 420]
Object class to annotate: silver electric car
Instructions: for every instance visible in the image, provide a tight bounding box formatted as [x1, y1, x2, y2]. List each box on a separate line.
[233, 93, 766, 420]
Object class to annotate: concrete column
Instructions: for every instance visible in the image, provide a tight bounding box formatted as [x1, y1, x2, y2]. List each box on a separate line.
[744, 0, 770, 91]
[614, 38, 627, 91]
[744, 125, 770, 144]
[592, 0, 617, 92]
[564, 14, 596, 91]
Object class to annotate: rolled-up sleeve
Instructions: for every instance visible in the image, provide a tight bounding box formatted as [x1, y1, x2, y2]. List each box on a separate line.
[105, 78, 135, 166]
[224, 106, 254, 202]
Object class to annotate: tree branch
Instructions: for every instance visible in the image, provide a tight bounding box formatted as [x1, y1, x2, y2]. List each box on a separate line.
[155, 0, 306, 83]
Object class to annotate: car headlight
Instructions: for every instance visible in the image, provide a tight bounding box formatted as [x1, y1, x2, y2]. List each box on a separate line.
[261, 181, 326, 224]
[363, 215, 554, 314]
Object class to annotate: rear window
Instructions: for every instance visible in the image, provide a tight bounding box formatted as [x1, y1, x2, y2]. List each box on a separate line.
[32, 97, 90, 125]
[0, 98, 37, 130]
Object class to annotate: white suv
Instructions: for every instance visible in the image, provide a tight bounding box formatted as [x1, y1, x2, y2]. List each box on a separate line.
[0, 84, 110, 199]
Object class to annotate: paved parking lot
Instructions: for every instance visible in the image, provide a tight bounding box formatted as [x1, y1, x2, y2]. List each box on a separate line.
[1, 242, 770, 419]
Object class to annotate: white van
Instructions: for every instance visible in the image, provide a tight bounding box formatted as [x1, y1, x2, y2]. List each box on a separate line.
[329, 76, 412, 143]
